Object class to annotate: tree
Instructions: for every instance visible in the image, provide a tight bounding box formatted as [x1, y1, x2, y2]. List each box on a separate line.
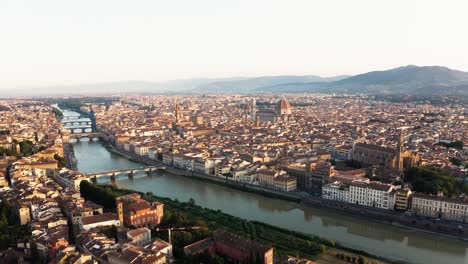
[30, 240, 44, 263]
[358, 255, 367, 264]
[188, 198, 196, 207]
[449, 157, 462, 166]
[100, 225, 119, 242]
[405, 166, 467, 197]
[19, 140, 34, 156]
[54, 154, 67, 168]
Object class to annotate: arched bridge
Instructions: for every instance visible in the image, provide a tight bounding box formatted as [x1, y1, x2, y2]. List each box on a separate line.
[69, 132, 104, 140]
[61, 117, 93, 126]
[87, 166, 167, 183]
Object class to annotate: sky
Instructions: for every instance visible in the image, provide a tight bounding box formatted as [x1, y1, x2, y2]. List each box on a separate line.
[1, 0, 468, 89]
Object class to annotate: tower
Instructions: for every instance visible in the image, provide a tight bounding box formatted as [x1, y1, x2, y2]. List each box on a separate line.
[251, 98, 257, 121]
[255, 115, 260, 127]
[396, 129, 404, 170]
[175, 104, 182, 123]
[116, 198, 124, 224]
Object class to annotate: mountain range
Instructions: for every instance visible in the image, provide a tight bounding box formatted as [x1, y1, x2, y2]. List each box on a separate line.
[212, 65, 468, 95]
[2, 65, 468, 97]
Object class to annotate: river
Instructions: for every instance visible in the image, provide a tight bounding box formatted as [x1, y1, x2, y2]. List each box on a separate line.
[69, 138, 468, 264]
[64, 106, 468, 264]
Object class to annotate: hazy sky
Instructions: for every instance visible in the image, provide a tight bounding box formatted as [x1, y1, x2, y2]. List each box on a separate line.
[1, 0, 467, 89]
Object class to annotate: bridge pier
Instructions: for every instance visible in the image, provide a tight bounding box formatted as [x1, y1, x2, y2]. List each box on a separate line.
[110, 173, 116, 182]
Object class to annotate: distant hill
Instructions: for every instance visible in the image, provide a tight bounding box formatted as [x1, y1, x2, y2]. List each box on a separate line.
[2, 65, 468, 97]
[256, 66, 468, 95]
[193, 75, 349, 93]
[1, 78, 249, 97]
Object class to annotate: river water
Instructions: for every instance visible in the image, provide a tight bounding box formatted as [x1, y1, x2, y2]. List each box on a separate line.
[70, 138, 468, 264]
[63, 106, 468, 264]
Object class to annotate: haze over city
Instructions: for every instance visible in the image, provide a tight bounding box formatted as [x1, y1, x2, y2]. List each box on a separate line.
[1, 0, 468, 91]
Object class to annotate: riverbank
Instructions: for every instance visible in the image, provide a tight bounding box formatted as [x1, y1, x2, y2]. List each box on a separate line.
[100, 140, 302, 201]
[98, 140, 468, 241]
[80, 181, 396, 264]
[100, 141, 142, 163]
[67, 137, 468, 264]
[63, 143, 77, 170]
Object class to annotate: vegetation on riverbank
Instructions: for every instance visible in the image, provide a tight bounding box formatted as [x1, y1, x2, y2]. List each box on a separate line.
[405, 166, 468, 197]
[51, 107, 63, 117]
[79, 181, 392, 263]
[54, 154, 67, 168]
[46, 97, 118, 111]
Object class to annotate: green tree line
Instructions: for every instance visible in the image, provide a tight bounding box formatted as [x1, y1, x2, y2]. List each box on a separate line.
[79, 181, 389, 262]
[405, 166, 468, 197]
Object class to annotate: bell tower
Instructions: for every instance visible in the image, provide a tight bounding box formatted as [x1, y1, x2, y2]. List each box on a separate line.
[175, 104, 182, 123]
[396, 129, 404, 170]
[116, 197, 124, 225]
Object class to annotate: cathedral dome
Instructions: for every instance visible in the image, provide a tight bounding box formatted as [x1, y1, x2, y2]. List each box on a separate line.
[276, 97, 292, 115]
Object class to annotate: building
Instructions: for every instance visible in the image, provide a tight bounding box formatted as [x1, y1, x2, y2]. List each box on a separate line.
[184, 229, 273, 264]
[79, 213, 120, 231]
[276, 97, 292, 122]
[273, 175, 297, 192]
[304, 161, 334, 195]
[349, 181, 396, 210]
[116, 193, 164, 228]
[54, 168, 90, 191]
[17, 201, 31, 225]
[351, 132, 419, 170]
[352, 143, 400, 169]
[127, 228, 152, 246]
[411, 193, 468, 222]
[257, 97, 292, 124]
[60, 196, 104, 225]
[394, 188, 412, 211]
[107, 244, 167, 264]
[323, 180, 397, 210]
[322, 181, 349, 202]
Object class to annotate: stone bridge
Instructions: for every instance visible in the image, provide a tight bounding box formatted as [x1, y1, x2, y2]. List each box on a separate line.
[87, 166, 167, 183]
[61, 118, 93, 126]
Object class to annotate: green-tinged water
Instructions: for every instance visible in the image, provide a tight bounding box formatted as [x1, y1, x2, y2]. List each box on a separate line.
[70, 138, 468, 264]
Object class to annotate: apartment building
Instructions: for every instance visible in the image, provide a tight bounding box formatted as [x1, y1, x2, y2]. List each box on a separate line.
[394, 188, 412, 211]
[412, 193, 468, 222]
[323, 180, 396, 210]
[322, 181, 349, 202]
[54, 168, 90, 191]
[349, 181, 395, 210]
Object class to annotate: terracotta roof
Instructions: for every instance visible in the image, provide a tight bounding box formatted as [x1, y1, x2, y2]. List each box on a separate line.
[277, 98, 292, 111]
[354, 143, 395, 154]
[80, 213, 118, 225]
